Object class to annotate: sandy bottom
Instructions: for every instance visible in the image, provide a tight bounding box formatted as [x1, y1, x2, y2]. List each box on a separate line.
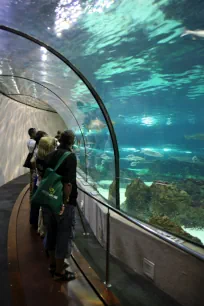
[183, 228, 204, 244]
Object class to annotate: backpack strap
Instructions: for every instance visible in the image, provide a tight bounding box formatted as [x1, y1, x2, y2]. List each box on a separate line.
[54, 152, 71, 172]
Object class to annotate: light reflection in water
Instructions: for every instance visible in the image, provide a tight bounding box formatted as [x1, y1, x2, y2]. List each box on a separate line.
[54, 0, 115, 36]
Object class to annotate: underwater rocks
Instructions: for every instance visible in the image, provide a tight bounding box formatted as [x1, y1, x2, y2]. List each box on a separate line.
[176, 178, 204, 207]
[149, 215, 202, 245]
[150, 182, 191, 217]
[108, 180, 116, 205]
[125, 179, 191, 216]
[124, 178, 204, 243]
[125, 178, 151, 210]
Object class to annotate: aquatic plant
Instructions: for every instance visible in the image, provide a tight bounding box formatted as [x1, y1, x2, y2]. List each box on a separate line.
[149, 215, 202, 245]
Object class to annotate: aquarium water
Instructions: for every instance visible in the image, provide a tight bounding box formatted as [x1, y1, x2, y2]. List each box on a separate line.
[0, 0, 204, 247]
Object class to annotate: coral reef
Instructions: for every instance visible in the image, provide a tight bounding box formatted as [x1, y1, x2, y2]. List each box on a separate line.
[125, 178, 150, 211]
[149, 215, 202, 245]
[150, 182, 191, 217]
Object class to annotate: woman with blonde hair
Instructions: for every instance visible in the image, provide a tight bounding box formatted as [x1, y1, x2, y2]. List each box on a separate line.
[31, 136, 57, 234]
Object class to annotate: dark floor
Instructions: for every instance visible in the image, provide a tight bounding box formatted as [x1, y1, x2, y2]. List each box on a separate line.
[17, 189, 104, 306]
[75, 208, 182, 306]
[0, 174, 29, 306]
[0, 174, 183, 306]
[0, 174, 105, 306]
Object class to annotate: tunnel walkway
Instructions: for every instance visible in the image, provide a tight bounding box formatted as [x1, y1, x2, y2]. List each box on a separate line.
[0, 174, 29, 306]
[2, 175, 105, 306]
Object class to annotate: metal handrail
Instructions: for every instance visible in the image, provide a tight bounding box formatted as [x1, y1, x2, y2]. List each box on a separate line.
[77, 185, 204, 262]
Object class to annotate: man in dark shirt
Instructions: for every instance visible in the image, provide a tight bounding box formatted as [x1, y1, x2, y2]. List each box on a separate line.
[44, 130, 77, 281]
[45, 147, 78, 205]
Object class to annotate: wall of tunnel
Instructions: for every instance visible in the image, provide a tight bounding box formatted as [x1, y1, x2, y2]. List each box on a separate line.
[0, 94, 66, 187]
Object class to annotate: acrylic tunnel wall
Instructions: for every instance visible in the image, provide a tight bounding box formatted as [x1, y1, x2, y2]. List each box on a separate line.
[1, 0, 204, 249]
[0, 26, 118, 207]
[0, 94, 66, 186]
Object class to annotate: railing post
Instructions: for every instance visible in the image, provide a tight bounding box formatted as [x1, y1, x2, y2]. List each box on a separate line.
[76, 201, 89, 236]
[104, 208, 111, 288]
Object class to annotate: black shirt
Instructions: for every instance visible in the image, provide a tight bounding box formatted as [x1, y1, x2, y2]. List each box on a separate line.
[44, 149, 78, 205]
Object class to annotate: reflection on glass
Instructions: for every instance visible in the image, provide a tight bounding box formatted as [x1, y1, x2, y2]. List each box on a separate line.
[54, 0, 115, 36]
[84, 118, 115, 205]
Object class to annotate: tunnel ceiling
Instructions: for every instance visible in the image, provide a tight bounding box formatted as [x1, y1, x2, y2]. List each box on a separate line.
[1, 0, 204, 115]
[0, 26, 107, 130]
[1, 1, 204, 122]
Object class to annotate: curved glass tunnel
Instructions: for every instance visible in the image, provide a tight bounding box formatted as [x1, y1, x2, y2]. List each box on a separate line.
[1, 0, 204, 248]
[0, 27, 118, 208]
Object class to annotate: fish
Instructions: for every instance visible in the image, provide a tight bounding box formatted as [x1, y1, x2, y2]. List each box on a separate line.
[130, 162, 138, 167]
[181, 28, 204, 38]
[85, 118, 106, 131]
[132, 156, 145, 161]
[127, 154, 135, 159]
[124, 155, 145, 162]
[142, 149, 163, 158]
[85, 118, 115, 132]
[127, 168, 149, 174]
[185, 134, 204, 140]
[192, 156, 200, 163]
[170, 156, 192, 163]
[101, 153, 112, 160]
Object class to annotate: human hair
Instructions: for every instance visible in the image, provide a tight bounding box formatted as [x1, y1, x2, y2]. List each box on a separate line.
[59, 130, 75, 149]
[37, 137, 56, 159]
[55, 130, 62, 140]
[28, 128, 36, 137]
[35, 131, 47, 145]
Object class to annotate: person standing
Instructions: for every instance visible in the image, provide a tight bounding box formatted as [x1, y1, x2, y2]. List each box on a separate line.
[35, 136, 57, 236]
[27, 128, 36, 153]
[26, 128, 36, 202]
[29, 130, 48, 228]
[43, 130, 77, 281]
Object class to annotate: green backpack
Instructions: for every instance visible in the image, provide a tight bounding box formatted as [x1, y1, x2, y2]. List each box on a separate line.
[31, 152, 71, 214]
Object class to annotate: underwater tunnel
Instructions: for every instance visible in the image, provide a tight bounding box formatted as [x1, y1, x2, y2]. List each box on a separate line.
[0, 1, 204, 306]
